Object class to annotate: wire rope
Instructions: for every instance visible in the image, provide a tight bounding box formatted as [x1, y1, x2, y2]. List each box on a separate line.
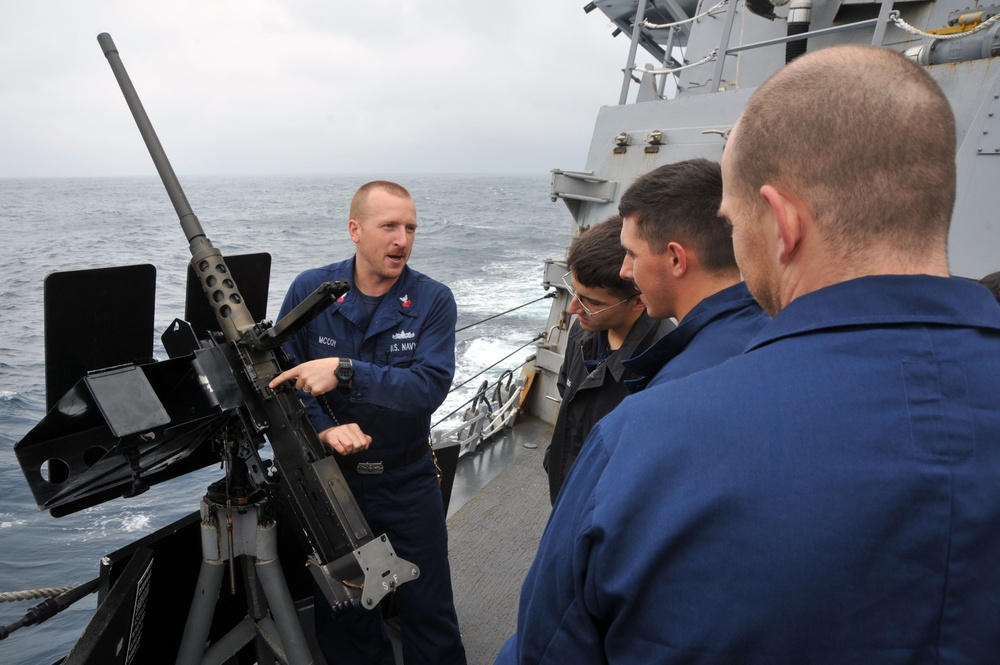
[455, 293, 554, 333]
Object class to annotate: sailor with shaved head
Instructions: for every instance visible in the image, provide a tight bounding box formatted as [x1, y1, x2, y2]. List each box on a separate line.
[271, 181, 466, 665]
[495, 45, 1000, 664]
[726, 44, 956, 315]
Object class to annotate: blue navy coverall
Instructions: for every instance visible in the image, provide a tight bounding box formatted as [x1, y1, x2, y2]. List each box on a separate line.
[623, 281, 768, 392]
[279, 257, 465, 665]
[496, 275, 1000, 664]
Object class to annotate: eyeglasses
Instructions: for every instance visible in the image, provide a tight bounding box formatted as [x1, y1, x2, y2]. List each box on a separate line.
[561, 271, 634, 317]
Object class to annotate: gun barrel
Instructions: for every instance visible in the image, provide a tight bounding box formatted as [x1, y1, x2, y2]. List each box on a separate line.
[98, 32, 255, 339]
[97, 33, 207, 253]
[78, 34, 421, 615]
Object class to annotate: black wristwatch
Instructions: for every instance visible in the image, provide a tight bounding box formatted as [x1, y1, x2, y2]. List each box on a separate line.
[335, 358, 354, 392]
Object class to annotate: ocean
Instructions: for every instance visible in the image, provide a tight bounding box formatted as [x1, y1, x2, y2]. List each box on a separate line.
[0, 174, 572, 664]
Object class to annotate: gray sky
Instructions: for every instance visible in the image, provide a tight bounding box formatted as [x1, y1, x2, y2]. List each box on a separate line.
[0, 1, 630, 178]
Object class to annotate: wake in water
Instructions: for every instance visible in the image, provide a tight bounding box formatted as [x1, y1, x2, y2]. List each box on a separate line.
[0, 173, 573, 664]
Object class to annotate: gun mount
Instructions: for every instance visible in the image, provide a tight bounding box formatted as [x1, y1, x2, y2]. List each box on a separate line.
[12, 33, 418, 661]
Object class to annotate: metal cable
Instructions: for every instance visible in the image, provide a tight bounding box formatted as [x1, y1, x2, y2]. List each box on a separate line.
[432, 346, 539, 428]
[432, 361, 529, 430]
[433, 387, 489, 430]
[455, 294, 554, 333]
[449, 335, 542, 394]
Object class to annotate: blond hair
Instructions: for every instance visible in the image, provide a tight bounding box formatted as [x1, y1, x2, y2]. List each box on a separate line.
[350, 180, 412, 221]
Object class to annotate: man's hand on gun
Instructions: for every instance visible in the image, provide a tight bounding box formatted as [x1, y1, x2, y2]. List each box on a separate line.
[269, 359, 373, 455]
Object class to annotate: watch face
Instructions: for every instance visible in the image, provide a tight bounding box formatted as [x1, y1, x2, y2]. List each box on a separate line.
[337, 361, 353, 381]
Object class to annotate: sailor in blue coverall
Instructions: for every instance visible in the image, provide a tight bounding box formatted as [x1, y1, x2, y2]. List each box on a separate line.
[499, 276, 1000, 664]
[496, 46, 1000, 664]
[622, 280, 767, 391]
[613, 159, 769, 394]
[271, 181, 465, 665]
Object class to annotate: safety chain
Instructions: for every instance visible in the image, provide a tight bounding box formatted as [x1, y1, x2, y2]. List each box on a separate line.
[889, 9, 1000, 40]
[641, 0, 729, 29]
[633, 49, 719, 76]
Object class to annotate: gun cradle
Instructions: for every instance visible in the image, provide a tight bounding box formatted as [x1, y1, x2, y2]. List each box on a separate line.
[14, 300, 420, 610]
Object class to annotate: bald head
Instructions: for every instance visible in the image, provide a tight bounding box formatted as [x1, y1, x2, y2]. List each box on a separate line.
[730, 45, 956, 263]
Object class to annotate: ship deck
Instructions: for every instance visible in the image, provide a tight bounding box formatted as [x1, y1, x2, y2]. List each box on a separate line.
[447, 415, 553, 665]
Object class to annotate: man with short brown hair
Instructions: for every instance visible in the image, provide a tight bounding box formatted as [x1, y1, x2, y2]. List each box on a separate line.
[544, 215, 671, 503]
[496, 45, 1000, 664]
[617, 158, 767, 391]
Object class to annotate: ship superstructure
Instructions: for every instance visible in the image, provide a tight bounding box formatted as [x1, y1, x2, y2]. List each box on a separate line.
[526, 0, 1000, 424]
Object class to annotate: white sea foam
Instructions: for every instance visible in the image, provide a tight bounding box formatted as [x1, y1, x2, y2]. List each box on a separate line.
[0, 173, 571, 660]
[119, 513, 153, 533]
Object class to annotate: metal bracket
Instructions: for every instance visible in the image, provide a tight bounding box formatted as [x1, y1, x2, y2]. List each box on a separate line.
[549, 170, 618, 203]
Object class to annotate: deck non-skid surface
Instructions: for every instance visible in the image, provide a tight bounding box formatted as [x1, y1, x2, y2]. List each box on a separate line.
[447, 417, 553, 665]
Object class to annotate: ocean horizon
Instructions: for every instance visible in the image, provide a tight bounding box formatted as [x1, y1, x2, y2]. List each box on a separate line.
[0, 173, 573, 664]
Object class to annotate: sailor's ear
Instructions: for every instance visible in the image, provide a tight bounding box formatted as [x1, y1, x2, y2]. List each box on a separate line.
[348, 218, 361, 243]
[760, 185, 802, 264]
[665, 241, 688, 277]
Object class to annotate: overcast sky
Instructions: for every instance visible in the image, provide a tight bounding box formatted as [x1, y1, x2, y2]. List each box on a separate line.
[0, 1, 631, 178]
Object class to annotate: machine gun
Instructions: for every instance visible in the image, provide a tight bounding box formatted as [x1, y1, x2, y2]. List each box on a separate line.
[13, 33, 417, 664]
